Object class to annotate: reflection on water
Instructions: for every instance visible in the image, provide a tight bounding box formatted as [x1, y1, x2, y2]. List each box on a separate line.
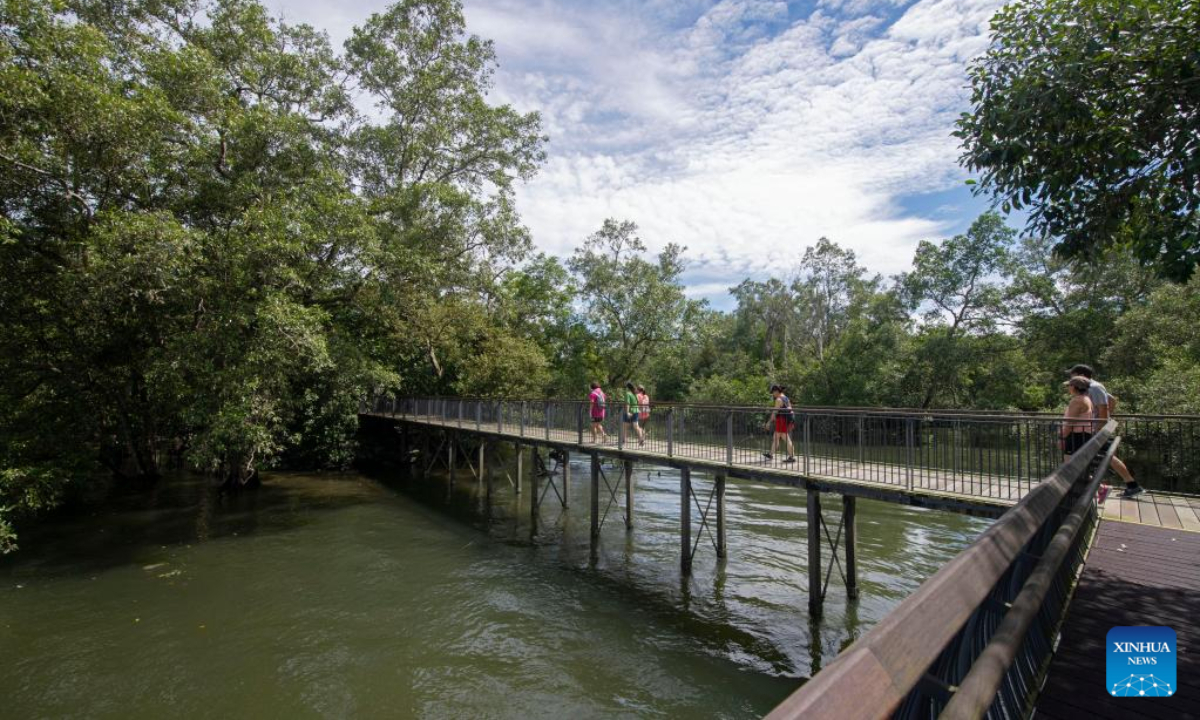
[0, 454, 989, 718]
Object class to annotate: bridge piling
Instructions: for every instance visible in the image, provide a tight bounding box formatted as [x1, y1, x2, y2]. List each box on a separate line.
[807, 488, 822, 617]
[529, 450, 539, 534]
[484, 441, 493, 506]
[561, 450, 570, 507]
[681, 467, 692, 574]
[623, 460, 634, 529]
[716, 474, 727, 558]
[590, 453, 601, 544]
[514, 442, 523, 494]
[843, 495, 858, 600]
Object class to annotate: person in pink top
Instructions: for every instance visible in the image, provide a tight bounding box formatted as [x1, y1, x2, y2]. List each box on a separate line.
[588, 382, 609, 443]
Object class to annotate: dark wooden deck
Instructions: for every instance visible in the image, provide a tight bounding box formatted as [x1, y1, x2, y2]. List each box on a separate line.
[1035, 520, 1200, 720]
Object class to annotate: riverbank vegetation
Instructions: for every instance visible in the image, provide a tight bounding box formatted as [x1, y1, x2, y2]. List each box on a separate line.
[2, 0, 1197, 550]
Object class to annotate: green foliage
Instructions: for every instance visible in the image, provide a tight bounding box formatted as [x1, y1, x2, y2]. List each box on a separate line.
[1106, 273, 1200, 413]
[567, 219, 701, 388]
[956, 0, 1200, 280]
[0, 0, 544, 549]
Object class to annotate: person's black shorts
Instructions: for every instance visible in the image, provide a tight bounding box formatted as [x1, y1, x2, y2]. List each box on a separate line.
[623, 411, 639, 424]
[1064, 431, 1093, 455]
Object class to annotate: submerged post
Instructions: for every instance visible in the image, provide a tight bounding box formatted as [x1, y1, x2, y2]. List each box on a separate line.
[624, 460, 634, 529]
[843, 495, 858, 600]
[590, 453, 601, 544]
[561, 449, 570, 508]
[681, 467, 692, 574]
[514, 442, 523, 494]
[484, 441, 493, 505]
[807, 487, 822, 617]
[529, 450, 540, 519]
[716, 474, 727, 558]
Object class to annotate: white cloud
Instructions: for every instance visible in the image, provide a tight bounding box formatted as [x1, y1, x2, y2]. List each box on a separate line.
[270, 0, 1005, 301]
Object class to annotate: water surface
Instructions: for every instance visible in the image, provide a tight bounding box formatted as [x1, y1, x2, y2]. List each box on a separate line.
[1, 456, 990, 718]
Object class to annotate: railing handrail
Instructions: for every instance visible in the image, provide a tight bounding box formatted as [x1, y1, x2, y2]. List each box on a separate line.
[370, 394, 1200, 421]
[765, 420, 1117, 720]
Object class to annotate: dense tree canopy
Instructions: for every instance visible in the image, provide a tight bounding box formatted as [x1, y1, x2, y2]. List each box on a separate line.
[2, 0, 1196, 553]
[0, 0, 544, 550]
[956, 0, 1200, 280]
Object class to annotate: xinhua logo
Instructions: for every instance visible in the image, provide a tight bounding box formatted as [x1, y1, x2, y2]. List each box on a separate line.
[1107, 626, 1177, 697]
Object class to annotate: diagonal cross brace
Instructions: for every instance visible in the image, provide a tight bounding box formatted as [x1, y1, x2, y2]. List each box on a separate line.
[685, 478, 721, 564]
[819, 509, 848, 600]
[596, 462, 628, 531]
[533, 449, 566, 509]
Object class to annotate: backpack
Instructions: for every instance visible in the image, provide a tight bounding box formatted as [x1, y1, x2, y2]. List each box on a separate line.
[780, 394, 794, 419]
[594, 390, 606, 409]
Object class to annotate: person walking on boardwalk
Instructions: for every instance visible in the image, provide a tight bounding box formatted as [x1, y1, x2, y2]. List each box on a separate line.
[1069, 364, 1144, 498]
[636, 385, 651, 437]
[624, 381, 645, 446]
[589, 382, 609, 443]
[763, 384, 797, 463]
[1060, 377, 1095, 460]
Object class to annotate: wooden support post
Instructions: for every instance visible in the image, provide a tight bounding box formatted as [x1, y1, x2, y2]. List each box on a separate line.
[530, 450, 540, 518]
[590, 453, 601, 544]
[514, 443, 523, 494]
[561, 450, 570, 508]
[477, 441, 486, 485]
[807, 487, 823, 617]
[400, 426, 410, 480]
[681, 467, 692, 574]
[716, 474, 727, 558]
[623, 460, 634, 529]
[484, 442, 493, 505]
[843, 495, 858, 600]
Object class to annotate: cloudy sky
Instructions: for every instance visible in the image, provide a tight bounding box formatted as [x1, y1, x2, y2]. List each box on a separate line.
[275, 0, 1006, 308]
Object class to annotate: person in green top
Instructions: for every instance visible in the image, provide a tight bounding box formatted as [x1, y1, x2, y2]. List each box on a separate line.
[623, 381, 645, 446]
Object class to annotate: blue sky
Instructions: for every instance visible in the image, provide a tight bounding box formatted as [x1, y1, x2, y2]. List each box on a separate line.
[275, 0, 1009, 310]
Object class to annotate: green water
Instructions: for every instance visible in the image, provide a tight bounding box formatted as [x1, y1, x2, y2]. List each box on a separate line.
[0, 458, 990, 718]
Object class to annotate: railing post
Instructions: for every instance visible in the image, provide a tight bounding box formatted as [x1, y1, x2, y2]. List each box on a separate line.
[520, 400, 527, 438]
[475, 401, 482, 431]
[577, 403, 584, 445]
[666, 408, 675, 457]
[857, 416, 864, 465]
[497, 401, 503, 434]
[544, 401, 550, 441]
[803, 414, 811, 475]
[726, 410, 734, 466]
[457, 399, 464, 428]
[619, 407, 625, 450]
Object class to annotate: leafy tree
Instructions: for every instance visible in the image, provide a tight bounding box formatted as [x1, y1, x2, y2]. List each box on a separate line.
[957, 0, 1200, 279]
[0, 0, 544, 549]
[567, 219, 699, 387]
[899, 213, 1017, 407]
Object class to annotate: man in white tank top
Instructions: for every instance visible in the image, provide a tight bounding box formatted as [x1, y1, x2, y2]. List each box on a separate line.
[1069, 364, 1143, 498]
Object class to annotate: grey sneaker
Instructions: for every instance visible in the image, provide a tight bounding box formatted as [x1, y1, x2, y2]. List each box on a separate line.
[1121, 485, 1146, 498]
[783, 456, 797, 464]
[762, 452, 773, 460]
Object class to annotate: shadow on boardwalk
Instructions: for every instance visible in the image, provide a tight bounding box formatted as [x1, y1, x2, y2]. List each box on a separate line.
[1035, 522, 1200, 719]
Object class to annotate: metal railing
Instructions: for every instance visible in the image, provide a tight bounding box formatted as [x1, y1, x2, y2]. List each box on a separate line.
[359, 395, 1200, 495]
[765, 421, 1118, 720]
[361, 396, 1109, 502]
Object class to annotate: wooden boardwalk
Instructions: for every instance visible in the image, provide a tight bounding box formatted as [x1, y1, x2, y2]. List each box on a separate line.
[1101, 489, 1200, 533]
[1035, 521, 1200, 719]
[367, 412, 1036, 516]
